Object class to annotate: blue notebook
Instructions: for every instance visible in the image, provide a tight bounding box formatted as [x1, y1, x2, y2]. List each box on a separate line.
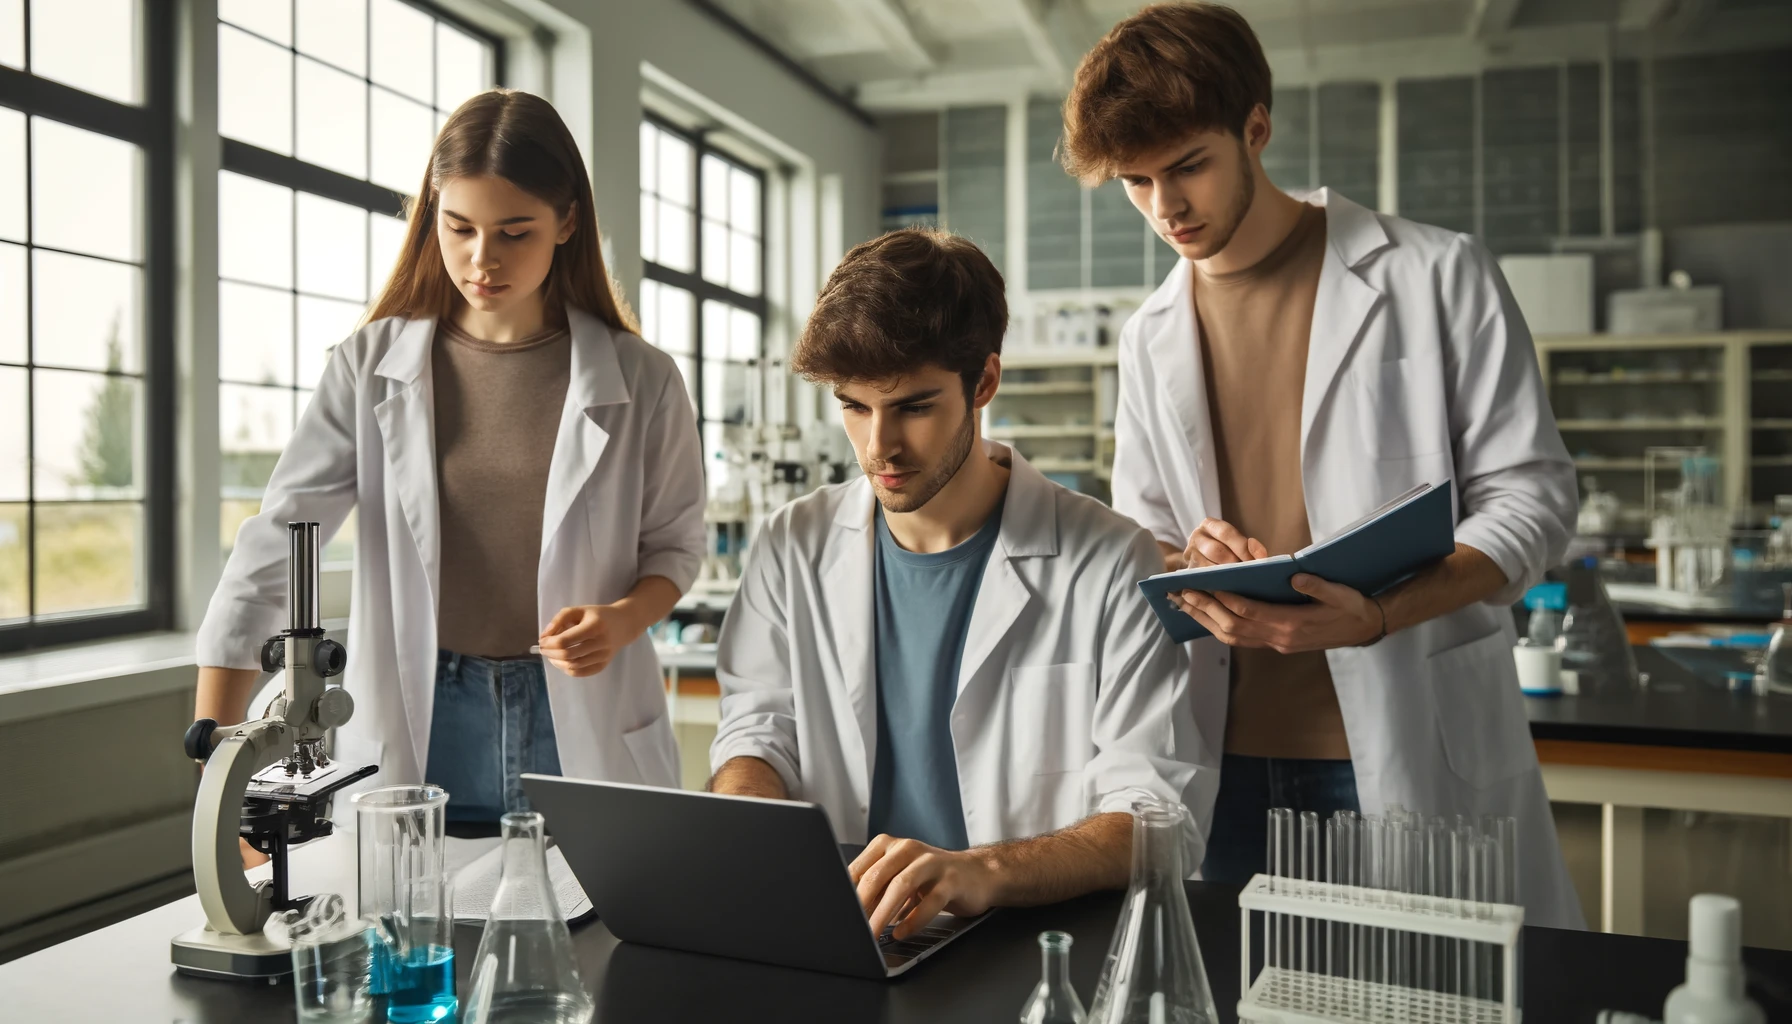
[1136, 482, 1455, 643]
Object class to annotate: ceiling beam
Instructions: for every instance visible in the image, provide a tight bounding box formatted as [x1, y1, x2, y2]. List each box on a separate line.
[1001, 0, 1100, 89]
[842, 0, 945, 71]
[1469, 0, 1523, 39]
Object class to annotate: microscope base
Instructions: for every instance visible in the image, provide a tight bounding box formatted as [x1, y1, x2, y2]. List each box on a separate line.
[170, 923, 292, 982]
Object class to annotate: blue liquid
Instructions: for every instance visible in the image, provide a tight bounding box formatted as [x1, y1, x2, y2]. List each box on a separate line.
[382, 945, 457, 1024]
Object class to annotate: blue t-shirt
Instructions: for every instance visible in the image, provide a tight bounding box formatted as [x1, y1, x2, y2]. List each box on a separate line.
[866, 499, 1005, 851]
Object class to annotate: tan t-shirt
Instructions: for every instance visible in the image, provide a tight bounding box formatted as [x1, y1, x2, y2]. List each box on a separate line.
[433, 319, 571, 659]
[1194, 202, 1350, 760]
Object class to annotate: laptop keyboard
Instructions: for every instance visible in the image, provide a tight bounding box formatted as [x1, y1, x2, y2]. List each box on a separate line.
[876, 921, 961, 963]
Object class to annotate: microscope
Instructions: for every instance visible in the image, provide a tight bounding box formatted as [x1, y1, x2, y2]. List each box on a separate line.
[171, 522, 378, 980]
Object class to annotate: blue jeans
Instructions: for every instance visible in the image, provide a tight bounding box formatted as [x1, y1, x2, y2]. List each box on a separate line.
[424, 649, 563, 823]
[1200, 753, 1361, 884]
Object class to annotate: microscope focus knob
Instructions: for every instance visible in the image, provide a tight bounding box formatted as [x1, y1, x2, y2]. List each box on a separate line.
[315, 639, 347, 678]
[184, 719, 217, 762]
[260, 636, 285, 673]
[314, 687, 355, 730]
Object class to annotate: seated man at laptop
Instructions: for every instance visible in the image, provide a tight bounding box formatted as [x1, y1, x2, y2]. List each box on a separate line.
[708, 229, 1213, 941]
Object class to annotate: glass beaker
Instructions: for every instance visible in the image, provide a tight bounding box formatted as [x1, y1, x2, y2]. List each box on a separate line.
[353, 784, 457, 1024]
[272, 893, 376, 1024]
[1087, 797, 1218, 1024]
[1020, 930, 1086, 1024]
[464, 811, 594, 1024]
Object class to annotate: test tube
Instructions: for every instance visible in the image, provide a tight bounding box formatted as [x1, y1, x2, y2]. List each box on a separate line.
[1269, 807, 1293, 971]
[1299, 811, 1317, 973]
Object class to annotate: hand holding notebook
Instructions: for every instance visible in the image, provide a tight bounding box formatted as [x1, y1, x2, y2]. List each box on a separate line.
[1136, 482, 1456, 644]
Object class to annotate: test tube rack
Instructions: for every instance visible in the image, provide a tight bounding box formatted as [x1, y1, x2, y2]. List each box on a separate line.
[1237, 875, 1522, 1024]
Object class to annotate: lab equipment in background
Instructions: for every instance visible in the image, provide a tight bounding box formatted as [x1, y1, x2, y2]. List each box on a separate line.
[1609, 278, 1723, 335]
[1087, 796, 1218, 1024]
[1498, 253, 1594, 336]
[173, 521, 379, 980]
[1513, 643, 1564, 697]
[1759, 583, 1792, 696]
[1646, 452, 1729, 596]
[269, 893, 376, 1024]
[1663, 894, 1765, 1024]
[354, 784, 457, 1024]
[1557, 557, 1640, 696]
[1522, 582, 1566, 648]
[1239, 807, 1523, 1024]
[1577, 476, 1623, 537]
[1021, 931, 1087, 1024]
[464, 811, 594, 1024]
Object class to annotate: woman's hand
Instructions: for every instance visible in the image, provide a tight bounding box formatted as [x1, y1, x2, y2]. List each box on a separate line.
[537, 604, 643, 677]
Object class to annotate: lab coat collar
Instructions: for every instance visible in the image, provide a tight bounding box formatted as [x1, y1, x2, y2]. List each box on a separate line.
[376, 304, 631, 407]
[1301, 188, 1391, 451]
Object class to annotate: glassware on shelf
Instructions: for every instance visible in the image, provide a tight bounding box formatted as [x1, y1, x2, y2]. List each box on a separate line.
[463, 811, 595, 1024]
[1020, 930, 1086, 1024]
[1087, 796, 1218, 1024]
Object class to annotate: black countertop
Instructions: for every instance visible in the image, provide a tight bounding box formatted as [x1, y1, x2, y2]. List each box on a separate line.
[1525, 646, 1792, 753]
[4, 880, 1788, 1023]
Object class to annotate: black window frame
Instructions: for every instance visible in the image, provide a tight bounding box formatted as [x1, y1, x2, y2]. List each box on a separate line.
[0, 3, 177, 653]
[640, 112, 769, 431]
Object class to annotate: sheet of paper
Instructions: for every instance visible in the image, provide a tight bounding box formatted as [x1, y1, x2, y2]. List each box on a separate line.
[452, 839, 593, 923]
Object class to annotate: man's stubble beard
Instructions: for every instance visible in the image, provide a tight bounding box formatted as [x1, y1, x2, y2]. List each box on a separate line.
[864, 405, 977, 514]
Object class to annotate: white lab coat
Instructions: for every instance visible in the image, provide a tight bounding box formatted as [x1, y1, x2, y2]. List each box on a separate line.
[1111, 189, 1585, 928]
[710, 443, 1217, 858]
[197, 306, 706, 796]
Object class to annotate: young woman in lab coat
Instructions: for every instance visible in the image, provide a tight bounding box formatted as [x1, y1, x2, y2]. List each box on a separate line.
[195, 90, 706, 856]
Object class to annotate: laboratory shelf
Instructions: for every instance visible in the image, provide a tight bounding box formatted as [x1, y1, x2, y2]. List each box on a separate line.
[1753, 369, 1792, 381]
[996, 381, 1094, 396]
[1028, 458, 1099, 473]
[1553, 370, 1721, 384]
[1753, 456, 1792, 467]
[1556, 418, 1724, 430]
[1000, 347, 1121, 368]
[1570, 457, 1650, 470]
[1752, 419, 1792, 428]
[986, 424, 1097, 439]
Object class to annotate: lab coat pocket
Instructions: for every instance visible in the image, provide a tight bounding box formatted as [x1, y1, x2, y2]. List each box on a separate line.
[1425, 629, 1531, 788]
[1355, 358, 1446, 460]
[622, 712, 682, 789]
[1007, 664, 1097, 776]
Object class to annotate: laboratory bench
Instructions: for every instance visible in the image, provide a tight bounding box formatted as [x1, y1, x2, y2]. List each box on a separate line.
[1525, 644, 1792, 937]
[3, 864, 1787, 1023]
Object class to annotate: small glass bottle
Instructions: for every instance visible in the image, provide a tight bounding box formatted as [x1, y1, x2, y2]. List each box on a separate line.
[464, 812, 595, 1024]
[1020, 931, 1086, 1024]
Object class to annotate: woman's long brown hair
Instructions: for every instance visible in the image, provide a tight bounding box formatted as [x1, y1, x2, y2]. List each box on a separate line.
[364, 88, 638, 333]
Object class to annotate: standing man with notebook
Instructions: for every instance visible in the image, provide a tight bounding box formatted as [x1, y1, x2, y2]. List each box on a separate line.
[1065, 4, 1582, 927]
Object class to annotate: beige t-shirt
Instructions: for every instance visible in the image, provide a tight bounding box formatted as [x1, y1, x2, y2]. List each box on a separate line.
[1194, 202, 1350, 760]
[432, 319, 571, 659]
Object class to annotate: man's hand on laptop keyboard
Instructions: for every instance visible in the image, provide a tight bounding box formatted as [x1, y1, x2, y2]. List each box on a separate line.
[848, 835, 998, 942]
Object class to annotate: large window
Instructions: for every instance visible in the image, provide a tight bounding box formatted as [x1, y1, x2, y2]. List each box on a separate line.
[637, 116, 766, 475]
[215, 0, 498, 559]
[0, 0, 174, 651]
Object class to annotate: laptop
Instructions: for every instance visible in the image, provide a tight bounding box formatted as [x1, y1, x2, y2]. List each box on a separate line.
[520, 774, 987, 979]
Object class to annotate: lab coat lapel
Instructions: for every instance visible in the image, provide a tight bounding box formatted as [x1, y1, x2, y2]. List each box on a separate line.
[819, 483, 878, 793]
[374, 316, 442, 611]
[540, 307, 629, 557]
[1143, 263, 1222, 516]
[1302, 189, 1391, 453]
[956, 445, 1047, 697]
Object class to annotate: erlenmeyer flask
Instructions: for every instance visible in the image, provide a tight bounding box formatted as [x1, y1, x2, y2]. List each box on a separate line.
[1020, 930, 1086, 1023]
[464, 812, 595, 1024]
[1086, 796, 1218, 1024]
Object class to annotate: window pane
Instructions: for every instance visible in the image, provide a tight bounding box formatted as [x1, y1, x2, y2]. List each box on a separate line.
[31, 0, 141, 105]
[371, 88, 435, 193]
[219, 0, 291, 45]
[702, 422, 726, 473]
[219, 281, 293, 386]
[219, 171, 293, 288]
[296, 0, 365, 75]
[0, 242, 22, 364]
[729, 306, 760, 362]
[730, 168, 760, 235]
[0, 108, 22, 243]
[656, 203, 692, 273]
[34, 368, 141, 499]
[654, 283, 694, 355]
[701, 155, 729, 222]
[298, 295, 362, 389]
[368, 212, 407, 298]
[0, 0, 22, 69]
[729, 230, 759, 296]
[435, 23, 488, 112]
[220, 382, 294, 495]
[702, 299, 727, 364]
[639, 194, 657, 265]
[297, 192, 368, 301]
[219, 25, 293, 155]
[0, 367, 23, 498]
[0, 503, 22, 622]
[35, 501, 144, 615]
[639, 122, 657, 192]
[701, 218, 727, 286]
[33, 249, 142, 373]
[657, 131, 692, 206]
[297, 58, 368, 179]
[370, 0, 432, 104]
[637, 279, 658, 343]
[221, 497, 260, 554]
[31, 118, 142, 263]
[703, 362, 748, 424]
